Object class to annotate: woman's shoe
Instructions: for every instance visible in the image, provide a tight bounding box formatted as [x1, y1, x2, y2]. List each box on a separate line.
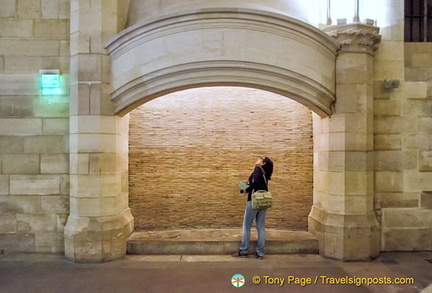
[255, 253, 264, 260]
[232, 251, 248, 258]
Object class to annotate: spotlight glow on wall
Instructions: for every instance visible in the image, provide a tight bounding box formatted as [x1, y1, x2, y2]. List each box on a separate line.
[39, 69, 62, 95]
[331, 0, 358, 24]
[326, 0, 380, 26]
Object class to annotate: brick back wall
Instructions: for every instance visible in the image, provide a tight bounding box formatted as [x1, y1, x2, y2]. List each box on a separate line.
[129, 87, 313, 231]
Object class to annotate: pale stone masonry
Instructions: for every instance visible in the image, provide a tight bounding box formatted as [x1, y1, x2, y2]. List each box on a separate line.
[0, 0, 431, 262]
[0, 0, 70, 254]
[64, 0, 133, 262]
[310, 23, 381, 260]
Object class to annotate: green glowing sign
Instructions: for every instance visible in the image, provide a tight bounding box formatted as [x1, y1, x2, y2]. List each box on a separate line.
[41, 74, 60, 88]
[39, 70, 62, 95]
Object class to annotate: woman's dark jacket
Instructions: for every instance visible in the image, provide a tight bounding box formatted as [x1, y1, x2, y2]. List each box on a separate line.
[245, 166, 268, 201]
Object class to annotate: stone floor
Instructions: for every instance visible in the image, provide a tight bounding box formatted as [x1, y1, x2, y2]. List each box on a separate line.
[0, 252, 431, 293]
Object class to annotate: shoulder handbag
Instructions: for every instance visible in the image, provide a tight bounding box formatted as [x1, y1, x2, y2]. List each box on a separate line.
[251, 167, 273, 210]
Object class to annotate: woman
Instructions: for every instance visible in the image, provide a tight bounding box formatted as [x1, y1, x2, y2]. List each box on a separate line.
[233, 156, 273, 259]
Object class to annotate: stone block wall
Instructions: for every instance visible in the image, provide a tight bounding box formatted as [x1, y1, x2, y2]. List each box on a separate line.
[129, 87, 313, 231]
[0, 0, 70, 254]
[374, 43, 432, 251]
[0, 0, 431, 259]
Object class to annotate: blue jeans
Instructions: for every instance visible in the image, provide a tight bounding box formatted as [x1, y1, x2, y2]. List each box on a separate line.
[239, 201, 267, 256]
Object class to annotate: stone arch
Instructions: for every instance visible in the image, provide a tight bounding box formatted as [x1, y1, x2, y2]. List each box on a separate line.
[102, 2, 343, 259]
[66, 0, 383, 263]
[105, 5, 339, 117]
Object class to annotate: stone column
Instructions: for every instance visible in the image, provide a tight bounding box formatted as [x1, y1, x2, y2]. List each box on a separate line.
[309, 23, 382, 260]
[64, 0, 133, 262]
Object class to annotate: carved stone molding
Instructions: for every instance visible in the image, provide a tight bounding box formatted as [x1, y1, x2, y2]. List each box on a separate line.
[106, 6, 340, 117]
[324, 23, 382, 55]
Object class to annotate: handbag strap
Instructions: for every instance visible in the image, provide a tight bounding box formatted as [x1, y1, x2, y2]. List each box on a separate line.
[259, 166, 268, 189]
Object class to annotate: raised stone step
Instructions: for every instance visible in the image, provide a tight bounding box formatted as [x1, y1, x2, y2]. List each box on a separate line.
[127, 229, 319, 255]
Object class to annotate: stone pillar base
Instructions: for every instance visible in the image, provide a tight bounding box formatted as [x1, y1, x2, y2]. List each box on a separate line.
[64, 209, 134, 263]
[309, 206, 380, 261]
